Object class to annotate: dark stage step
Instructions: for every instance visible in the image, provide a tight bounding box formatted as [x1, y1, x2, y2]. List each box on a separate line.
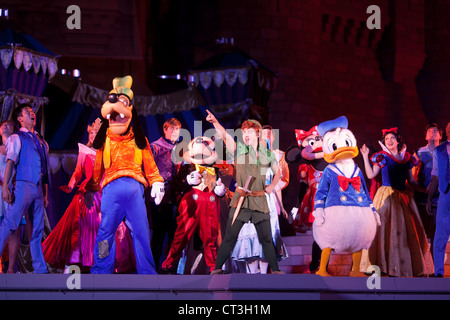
[1, 273, 450, 300]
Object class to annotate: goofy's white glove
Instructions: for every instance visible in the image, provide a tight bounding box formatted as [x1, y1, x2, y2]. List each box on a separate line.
[151, 181, 165, 205]
[213, 178, 226, 197]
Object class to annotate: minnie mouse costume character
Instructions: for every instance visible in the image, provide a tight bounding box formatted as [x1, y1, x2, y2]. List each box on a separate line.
[285, 126, 328, 274]
[161, 136, 225, 273]
[91, 75, 164, 274]
[291, 126, 327, 232]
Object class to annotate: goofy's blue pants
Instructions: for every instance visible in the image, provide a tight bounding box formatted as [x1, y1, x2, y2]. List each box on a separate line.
[91, 177, 157, 274]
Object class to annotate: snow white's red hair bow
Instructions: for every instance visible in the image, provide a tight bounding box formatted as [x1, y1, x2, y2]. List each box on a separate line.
[381, 127, 398, 136]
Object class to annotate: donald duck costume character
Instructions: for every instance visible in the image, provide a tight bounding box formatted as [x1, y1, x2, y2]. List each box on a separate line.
[312, 116, 380, 277]
[91, 75, 164, 274]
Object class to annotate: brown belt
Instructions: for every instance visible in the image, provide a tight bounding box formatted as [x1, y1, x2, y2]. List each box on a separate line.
[235, 188, 265, 197]
[231, 188, 265, 207]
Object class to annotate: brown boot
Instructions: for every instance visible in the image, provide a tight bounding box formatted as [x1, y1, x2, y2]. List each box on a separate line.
[210, 269, 224, 275]
[272, 270, 285, 274]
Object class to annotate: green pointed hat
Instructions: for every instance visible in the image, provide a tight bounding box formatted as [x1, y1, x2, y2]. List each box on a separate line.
[109, 75, 134, 100]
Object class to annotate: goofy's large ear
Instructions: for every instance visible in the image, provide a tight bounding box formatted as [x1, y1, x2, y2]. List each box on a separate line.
[132, 107, 147, 149]
[93, 117, 109, 150]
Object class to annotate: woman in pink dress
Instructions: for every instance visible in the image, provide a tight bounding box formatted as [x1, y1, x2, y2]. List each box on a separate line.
[42, 119, 135, 273]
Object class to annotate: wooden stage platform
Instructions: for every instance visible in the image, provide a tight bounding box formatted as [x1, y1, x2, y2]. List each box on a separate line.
[0, 273, 449, 300]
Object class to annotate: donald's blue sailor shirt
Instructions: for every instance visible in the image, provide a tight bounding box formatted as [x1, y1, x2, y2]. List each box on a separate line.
[314, 163, 376, 212]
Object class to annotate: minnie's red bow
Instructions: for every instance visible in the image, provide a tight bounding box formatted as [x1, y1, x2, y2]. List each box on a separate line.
[295, 126, 319, 146]
[382, 127, 398, 136]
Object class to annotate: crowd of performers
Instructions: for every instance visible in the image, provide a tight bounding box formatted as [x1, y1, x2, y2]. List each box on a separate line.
[0, 75, 449, 278]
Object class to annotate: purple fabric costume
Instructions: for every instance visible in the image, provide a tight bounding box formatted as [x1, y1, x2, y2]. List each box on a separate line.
[149, 137, 179, 268]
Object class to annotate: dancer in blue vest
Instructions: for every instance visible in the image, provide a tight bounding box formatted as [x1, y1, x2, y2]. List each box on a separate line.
[0, 103, 49, 273]
[427, 121, 450, 277]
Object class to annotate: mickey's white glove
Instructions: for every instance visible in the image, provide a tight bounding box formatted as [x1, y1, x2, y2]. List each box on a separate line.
[151, 182, 165, 205]
[290, 207, 299, 220]
[187, 169, 202, 186]
[214, 178, 226, 197]
[313, 208, 325, 226]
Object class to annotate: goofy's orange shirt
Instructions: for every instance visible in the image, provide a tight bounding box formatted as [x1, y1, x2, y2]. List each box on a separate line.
[93, 128, 163, 189]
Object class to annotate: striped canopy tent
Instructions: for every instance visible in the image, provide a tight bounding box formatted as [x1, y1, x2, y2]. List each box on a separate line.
[44, 76, 214, 151]
[0, 20, 58, 133]
[187, 47, 277, 129]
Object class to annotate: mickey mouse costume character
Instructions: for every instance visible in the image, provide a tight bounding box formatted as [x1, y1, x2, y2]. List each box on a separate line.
[161, 136, 225, 273]
[312, 116, 380, 277]
[91, 75, 164, 274]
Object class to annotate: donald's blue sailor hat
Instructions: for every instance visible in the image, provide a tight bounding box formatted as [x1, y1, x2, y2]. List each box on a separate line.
[317, 116, 348, 137]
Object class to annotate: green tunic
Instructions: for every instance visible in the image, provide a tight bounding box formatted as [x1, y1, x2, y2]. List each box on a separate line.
[229, 142, 278, 223]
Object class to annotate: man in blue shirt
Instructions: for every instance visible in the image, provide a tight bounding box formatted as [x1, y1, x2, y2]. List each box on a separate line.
[0, 103, 49, 273]
[427, 121, 450, 277]
[413, 123, 442, 258]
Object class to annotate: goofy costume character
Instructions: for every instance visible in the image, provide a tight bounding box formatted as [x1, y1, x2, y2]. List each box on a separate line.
[91, 75, 164, 274]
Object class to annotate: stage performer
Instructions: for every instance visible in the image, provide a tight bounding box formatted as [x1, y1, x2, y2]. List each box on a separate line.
[160, 136, 225, 273]
[427, 121, 450, 277]
[413, 123, 442, 258]
[0, 120, 24, 273]
[42, 118, 135, 273]
[361, 127, 433, 277]
[206, 110, 284, 275]
[287, 125, 327, 274]
[91, 75, 164, 274]
[231, 125, 289, 274]
[312, 116, 380, 277]
[0, 104, 50, 273]
[291, 126, 326, 232]
[149, 117, 181, 269]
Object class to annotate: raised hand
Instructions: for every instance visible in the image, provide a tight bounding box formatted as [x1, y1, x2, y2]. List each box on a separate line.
[205, 109, 218, 124]
[360, 144, 370, 157]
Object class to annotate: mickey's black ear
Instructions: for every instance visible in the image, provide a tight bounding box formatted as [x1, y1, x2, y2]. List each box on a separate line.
[132, 107, 147, 149]
[93, 118, 109, 150]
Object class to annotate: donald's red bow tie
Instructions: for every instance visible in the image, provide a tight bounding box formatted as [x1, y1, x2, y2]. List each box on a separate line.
[337, 175, 361, 192]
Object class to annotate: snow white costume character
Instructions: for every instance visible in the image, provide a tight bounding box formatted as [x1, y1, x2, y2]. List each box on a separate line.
[361, 127, 433, 277]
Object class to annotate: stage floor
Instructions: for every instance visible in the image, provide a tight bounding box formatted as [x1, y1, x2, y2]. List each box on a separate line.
[0, 273, 449, 300]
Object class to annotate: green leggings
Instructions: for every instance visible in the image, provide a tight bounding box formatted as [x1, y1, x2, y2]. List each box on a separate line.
[214, 208, 280, 272]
